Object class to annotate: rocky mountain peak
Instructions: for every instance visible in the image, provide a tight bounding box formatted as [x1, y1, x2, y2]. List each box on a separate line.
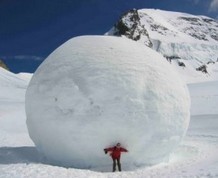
[107, 9, 152, 47]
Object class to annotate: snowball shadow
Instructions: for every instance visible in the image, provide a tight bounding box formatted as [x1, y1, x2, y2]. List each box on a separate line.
[0, 146, 43, 164]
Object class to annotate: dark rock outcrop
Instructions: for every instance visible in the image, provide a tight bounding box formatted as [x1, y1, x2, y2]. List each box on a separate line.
[196, 65, 208, 73]
[111, 9, 152, 47]
[0, 59, 9, 71]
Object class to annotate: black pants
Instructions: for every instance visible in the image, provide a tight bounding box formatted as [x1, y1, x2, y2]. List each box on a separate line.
[112, 158, 121, 172]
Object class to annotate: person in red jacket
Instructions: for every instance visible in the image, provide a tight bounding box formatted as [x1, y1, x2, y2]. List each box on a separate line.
[104, 143, 128, 172]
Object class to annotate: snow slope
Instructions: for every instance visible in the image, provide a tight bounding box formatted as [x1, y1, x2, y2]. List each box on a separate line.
[0, 68, 31, 147]
[0, 66, 218, 178]
[138, 9, 217, 43]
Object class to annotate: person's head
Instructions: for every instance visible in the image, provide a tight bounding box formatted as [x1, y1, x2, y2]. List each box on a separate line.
[116, 143, 121, 147]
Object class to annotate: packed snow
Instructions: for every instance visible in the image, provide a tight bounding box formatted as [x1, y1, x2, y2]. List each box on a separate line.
[25, 36, 190, 169]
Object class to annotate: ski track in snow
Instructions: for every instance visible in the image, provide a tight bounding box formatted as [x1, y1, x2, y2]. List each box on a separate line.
[0, 71, 218, 177]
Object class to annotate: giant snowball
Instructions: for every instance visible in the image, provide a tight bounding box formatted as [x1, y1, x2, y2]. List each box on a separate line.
[26, 36, 190, 170]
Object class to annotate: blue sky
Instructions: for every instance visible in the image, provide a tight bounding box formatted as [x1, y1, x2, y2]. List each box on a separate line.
[0, 0, 217, 72]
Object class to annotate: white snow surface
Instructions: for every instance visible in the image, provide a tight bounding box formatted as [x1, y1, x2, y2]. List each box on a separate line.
[25, 36, 190, 169]
[138, 9, 218, 44]
[1, 66, 218, 177]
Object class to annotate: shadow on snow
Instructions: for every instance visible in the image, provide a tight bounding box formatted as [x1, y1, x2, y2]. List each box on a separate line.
[0, 146, 46, 165]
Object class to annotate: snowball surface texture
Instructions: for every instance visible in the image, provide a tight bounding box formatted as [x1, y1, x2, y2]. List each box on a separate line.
[26, 36, 190, 170]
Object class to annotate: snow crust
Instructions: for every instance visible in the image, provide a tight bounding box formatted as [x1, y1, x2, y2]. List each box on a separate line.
[25, 36, 190, 169]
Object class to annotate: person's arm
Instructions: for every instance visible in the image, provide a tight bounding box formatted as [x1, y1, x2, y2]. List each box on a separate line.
[120, 147, 128, 152]
[104, 147, 114, 154]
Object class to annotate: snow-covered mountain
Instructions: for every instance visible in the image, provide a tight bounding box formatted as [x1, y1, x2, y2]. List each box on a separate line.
[106, 9, 218, 83]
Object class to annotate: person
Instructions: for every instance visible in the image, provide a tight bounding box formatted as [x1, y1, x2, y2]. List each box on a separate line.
[104, 143, 128, 172]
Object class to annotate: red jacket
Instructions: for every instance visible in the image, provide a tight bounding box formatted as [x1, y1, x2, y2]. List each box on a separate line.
[105, 146, 128, 159]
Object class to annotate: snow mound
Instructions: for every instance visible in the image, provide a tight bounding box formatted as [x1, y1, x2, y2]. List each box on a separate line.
[0, 67, 28, 88]
[25, 36, 190, 170]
